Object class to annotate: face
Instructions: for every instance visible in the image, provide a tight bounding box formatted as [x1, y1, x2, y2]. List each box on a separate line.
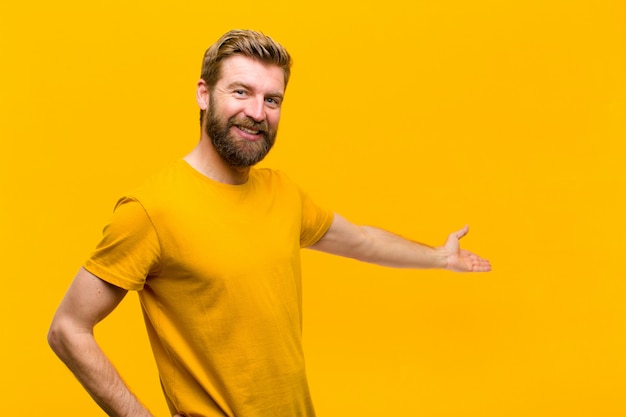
[201, 55, 285, 168]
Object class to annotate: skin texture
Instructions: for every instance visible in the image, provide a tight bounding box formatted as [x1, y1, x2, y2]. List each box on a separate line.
[48, 268, 182, 417]
[310, 215, 491, 272]
[48, 53, 490, 417]
[205, 88, 276, 168]
[184, 55, 285, 185]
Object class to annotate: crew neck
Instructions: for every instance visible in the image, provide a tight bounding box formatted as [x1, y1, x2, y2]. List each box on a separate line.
[179, 159, 254, 191]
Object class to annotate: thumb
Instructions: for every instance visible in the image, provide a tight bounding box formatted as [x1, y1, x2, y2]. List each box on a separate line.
[452, 225, 469, 241]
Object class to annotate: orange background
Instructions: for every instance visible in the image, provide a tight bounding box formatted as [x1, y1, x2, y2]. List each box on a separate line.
[1, 0, 625, 415]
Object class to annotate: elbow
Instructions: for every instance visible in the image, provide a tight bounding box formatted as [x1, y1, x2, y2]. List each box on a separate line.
[47, 314, 77, 361]
[47, 317, 64, 356]
[350, 226, 379, 263]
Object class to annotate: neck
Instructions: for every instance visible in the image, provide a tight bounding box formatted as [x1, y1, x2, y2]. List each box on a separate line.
[183, 137, 251, 185]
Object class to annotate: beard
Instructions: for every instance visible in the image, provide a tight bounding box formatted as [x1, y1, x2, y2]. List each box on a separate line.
[205, 103, 277, 168]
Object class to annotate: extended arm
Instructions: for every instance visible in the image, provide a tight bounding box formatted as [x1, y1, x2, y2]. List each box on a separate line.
[48, 268, 158, 417]
[309, 214, 491, 272]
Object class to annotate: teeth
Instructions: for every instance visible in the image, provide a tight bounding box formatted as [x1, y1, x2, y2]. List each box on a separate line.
[239, 126, 259, 134]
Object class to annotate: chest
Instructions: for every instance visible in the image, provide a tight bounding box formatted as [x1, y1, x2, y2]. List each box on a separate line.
[146, 184, 304, 292]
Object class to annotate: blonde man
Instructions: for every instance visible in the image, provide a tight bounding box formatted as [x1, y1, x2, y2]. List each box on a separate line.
[48, 29, 491, 417]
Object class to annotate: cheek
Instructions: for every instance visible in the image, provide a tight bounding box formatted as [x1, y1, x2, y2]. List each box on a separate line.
[213, 97, 240, 116]
[268, 111, 281, 128]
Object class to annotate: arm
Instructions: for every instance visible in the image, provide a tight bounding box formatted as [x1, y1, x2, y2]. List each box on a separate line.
[47, 267, 157, 417]
[308, 213, 491, 272]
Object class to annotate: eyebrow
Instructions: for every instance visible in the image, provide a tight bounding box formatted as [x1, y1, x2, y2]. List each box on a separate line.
[226, 81, 251, 91]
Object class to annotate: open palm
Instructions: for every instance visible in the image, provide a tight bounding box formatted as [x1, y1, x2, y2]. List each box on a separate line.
[441, 225, 492, 272]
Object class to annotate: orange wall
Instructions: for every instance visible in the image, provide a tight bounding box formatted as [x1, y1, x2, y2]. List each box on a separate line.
[1, 0, 625, 415]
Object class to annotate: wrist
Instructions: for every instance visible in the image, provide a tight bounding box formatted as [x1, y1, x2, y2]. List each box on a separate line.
[433, 246, 450, 270]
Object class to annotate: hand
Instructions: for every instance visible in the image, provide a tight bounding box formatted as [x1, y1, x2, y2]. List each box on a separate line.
[441, 225, 491, 272]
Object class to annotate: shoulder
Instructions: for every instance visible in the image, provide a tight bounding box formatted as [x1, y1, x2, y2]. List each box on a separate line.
[136, 159, 189, 191]
[123, 159, 193, 208]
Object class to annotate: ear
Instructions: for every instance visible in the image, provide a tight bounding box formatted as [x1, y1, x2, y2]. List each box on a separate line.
[196, 79, 210, 111]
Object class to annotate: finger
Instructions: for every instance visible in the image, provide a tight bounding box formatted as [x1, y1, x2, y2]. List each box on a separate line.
[473, 259, 491, 271]
[470, 256, 492, 272]
[473, 262, 492, 272]
[453, 225, 470, 240]
[459, 251, 491, 272]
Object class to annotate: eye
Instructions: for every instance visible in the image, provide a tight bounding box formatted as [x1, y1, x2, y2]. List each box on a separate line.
[234, 90, 247, 97]
[265, 97, 281, 107]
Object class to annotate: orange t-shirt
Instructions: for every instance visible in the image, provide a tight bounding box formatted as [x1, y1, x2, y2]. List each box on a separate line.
[85, 159, 333, 417]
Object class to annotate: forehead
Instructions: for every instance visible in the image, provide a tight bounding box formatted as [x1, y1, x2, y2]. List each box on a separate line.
[217, 55, 285, 93]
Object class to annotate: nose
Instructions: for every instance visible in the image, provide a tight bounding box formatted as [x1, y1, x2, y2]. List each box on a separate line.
[244, 96, 266, 122]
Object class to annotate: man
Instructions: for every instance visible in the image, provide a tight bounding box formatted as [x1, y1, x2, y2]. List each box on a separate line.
[48, 29, 491, 417]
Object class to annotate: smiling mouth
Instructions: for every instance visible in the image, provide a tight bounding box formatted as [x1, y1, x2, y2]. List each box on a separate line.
[230, 116, 268, 136]
[237, 125, 264, 135]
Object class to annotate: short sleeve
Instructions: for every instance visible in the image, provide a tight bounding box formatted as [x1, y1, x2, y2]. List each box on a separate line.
[298, 188, 334, 248]
[84, 197, 161, 291]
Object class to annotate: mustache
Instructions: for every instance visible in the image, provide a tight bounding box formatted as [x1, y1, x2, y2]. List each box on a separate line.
[228, 116, 269, 133]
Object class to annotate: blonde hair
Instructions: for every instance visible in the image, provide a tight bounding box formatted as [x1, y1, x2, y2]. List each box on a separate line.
[200, 29, 292, 88]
